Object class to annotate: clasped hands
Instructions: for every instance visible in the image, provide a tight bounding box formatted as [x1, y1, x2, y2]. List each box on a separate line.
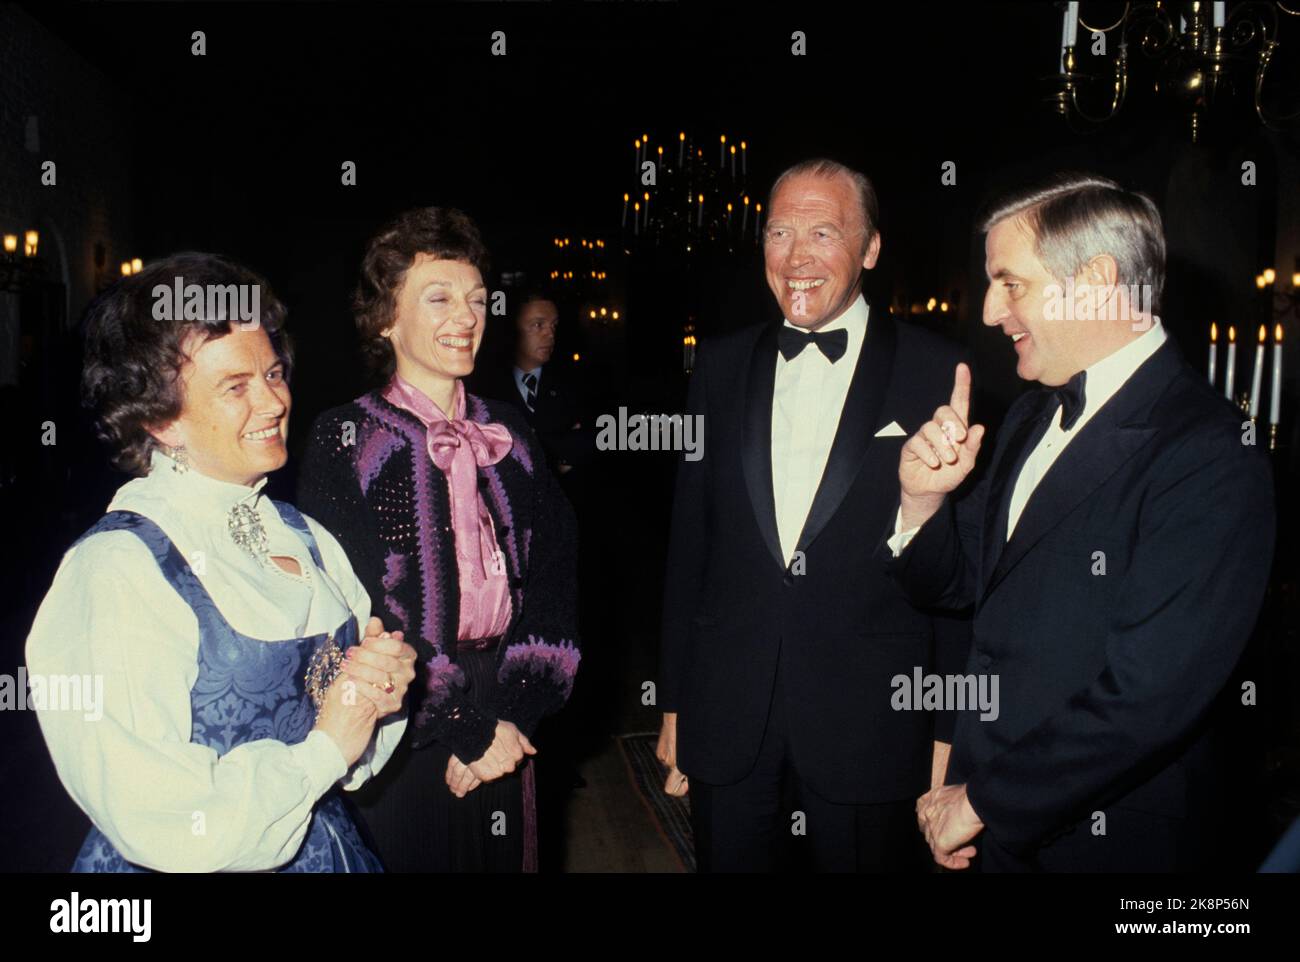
[916, 783, 984, 870]
[314, 616, 417, 767]
[445, 721, 536, 798]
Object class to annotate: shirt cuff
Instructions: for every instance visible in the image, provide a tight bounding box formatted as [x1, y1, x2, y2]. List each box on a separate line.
[291, 729, 350, 798]
[887, 505, 922, 557]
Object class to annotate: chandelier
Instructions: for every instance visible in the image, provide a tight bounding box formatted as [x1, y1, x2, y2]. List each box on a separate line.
[1051, 1, 1300, 140]
[619, 132, 761, 254]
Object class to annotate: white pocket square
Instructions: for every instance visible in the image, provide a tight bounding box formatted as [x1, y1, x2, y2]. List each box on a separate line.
[874, 421, 907, 438]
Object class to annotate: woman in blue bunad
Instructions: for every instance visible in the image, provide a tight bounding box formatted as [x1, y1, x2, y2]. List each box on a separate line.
[25, 252, 416, 872]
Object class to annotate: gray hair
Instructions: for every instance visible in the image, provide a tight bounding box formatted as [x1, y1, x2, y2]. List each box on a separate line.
[980, 172, 1165, 311]
[768, 158, 880, 250]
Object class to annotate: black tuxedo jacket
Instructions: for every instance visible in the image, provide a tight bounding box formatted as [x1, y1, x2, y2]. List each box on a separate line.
[887, 337, 1275, 870]
[660, 309, 969, 804]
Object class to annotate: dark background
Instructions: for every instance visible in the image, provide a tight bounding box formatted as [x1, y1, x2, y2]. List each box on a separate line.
[1, 0, 1297, 872]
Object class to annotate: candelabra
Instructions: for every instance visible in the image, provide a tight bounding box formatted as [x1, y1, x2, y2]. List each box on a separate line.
[1051, 1, 1300, 141]
[620, 132, 760, 253]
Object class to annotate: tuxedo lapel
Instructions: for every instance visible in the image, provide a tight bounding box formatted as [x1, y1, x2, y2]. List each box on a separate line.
[981, 395, 1053, 592]
[795, 307, 897, 555]
[741, 323, 785, 571]
[981, 340, 1182, 600]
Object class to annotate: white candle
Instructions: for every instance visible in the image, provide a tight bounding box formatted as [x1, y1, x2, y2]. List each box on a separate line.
[1271, 325, 1284, 425]
[719, 135, 725, 168]
[678, 133, 684, 169]
[1060, 2, 1079, 72]
[1225, 327, 1237, 400]
[1213, 2, 1225, 28]
[1208, 323, 1218, 386]
[742, 198, 749, 236]
[1249, 326, 1266, 418]
[622, 193, 629, 229]
[634, 202, 640, 236]
[741, 141, 747, 178]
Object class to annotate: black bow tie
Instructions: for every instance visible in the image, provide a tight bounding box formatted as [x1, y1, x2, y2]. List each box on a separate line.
[778, 326, 849, 363]
[1046, 370, 1088, 431]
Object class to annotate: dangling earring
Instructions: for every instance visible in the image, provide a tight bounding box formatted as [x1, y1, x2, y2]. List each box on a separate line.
[170, 445, 190, 473]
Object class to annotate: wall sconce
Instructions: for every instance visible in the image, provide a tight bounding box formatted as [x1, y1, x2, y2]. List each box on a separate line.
[24, 230, 39, 257]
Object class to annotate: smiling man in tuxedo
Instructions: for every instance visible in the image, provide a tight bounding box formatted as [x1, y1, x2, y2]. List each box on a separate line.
[890, 172, 1275, 872]
[656, 158, 970, 871]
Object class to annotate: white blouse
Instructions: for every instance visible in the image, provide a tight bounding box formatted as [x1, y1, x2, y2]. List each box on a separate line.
[25, 449, 405, 872]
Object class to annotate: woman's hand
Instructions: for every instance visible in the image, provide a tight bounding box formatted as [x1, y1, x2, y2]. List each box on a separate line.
[445, 754, 483, 798]
[312, 674, 380, 768]
[467, 720, 537, 783]
[340, 618, 416, 718]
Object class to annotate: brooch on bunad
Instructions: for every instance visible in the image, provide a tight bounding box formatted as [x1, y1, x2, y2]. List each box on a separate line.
[304, 635, 345, 720]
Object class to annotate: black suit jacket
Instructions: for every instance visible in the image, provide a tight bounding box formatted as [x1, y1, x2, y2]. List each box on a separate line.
[475, 363, 593, 474]
[887, 336, 1275, 870]
[660, 308, 969, 804]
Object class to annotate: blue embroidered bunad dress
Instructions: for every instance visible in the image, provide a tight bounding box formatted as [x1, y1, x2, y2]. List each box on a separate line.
[25, 450, 404, 872]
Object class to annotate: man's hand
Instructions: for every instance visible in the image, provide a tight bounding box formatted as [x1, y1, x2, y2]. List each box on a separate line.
[916, 783, 984, 870]
[899, 363, 985, 529]
[656, 713, 689, 797]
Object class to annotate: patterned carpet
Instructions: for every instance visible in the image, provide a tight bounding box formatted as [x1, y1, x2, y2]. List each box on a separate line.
[616, 733, 695, 872]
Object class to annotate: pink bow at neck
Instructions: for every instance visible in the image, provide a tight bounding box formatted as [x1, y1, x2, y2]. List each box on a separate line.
[383, 376, 513, 581]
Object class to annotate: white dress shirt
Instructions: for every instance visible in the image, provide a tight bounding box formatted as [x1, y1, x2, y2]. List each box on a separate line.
[772, 293, 869, 564]
[890, 319, 1168, 554]
[25, 449, 405, 872]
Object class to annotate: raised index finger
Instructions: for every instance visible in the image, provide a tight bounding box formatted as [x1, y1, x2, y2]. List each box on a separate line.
[949, 363, 972, 424]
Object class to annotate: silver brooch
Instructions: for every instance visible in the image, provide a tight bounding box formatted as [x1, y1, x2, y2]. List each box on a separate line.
[228, 502, 269, 563]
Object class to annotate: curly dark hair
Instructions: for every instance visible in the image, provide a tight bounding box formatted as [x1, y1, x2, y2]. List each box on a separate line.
[353, 207, 491, 380]
[81, 252, 292, 476]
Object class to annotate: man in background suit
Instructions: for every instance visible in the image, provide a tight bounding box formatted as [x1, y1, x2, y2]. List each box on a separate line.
[888, 172, 1275, 872]
[657, 158, 969, 871]
[477, 291, 592, 486]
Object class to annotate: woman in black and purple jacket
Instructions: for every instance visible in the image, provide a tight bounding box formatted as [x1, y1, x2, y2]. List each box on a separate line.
[298, 207, 580, 872]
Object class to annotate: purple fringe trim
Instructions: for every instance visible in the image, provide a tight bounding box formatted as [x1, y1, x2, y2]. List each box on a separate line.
[423, 653, 467, 706]
[497, 635, 581, 698]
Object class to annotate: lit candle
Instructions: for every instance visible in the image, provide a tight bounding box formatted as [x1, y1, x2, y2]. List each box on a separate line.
[634, 202, 640, 236]
[1208, 323, 1217, 386]
[741, 140, 747, 178]
[1061, 1, 1079, 71]
[719, 134, 725, 168]
[678, 132, 685, 169]
[634, 139, 641, 177]
[1213, 2, 1225, 28]
[657, 145, 663, 174]
[697, 193, 704, 229]
[622, 192, 629, 229]
[643, 192, 651, 233]
[1249, 325, 1266, 418]
[755, 203, 762, 245]
[730, 144, 736, 179]
[1225, 326, 1237, 401]
[742, 195, 750, 236]
[1270, 325, 1283, 425]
